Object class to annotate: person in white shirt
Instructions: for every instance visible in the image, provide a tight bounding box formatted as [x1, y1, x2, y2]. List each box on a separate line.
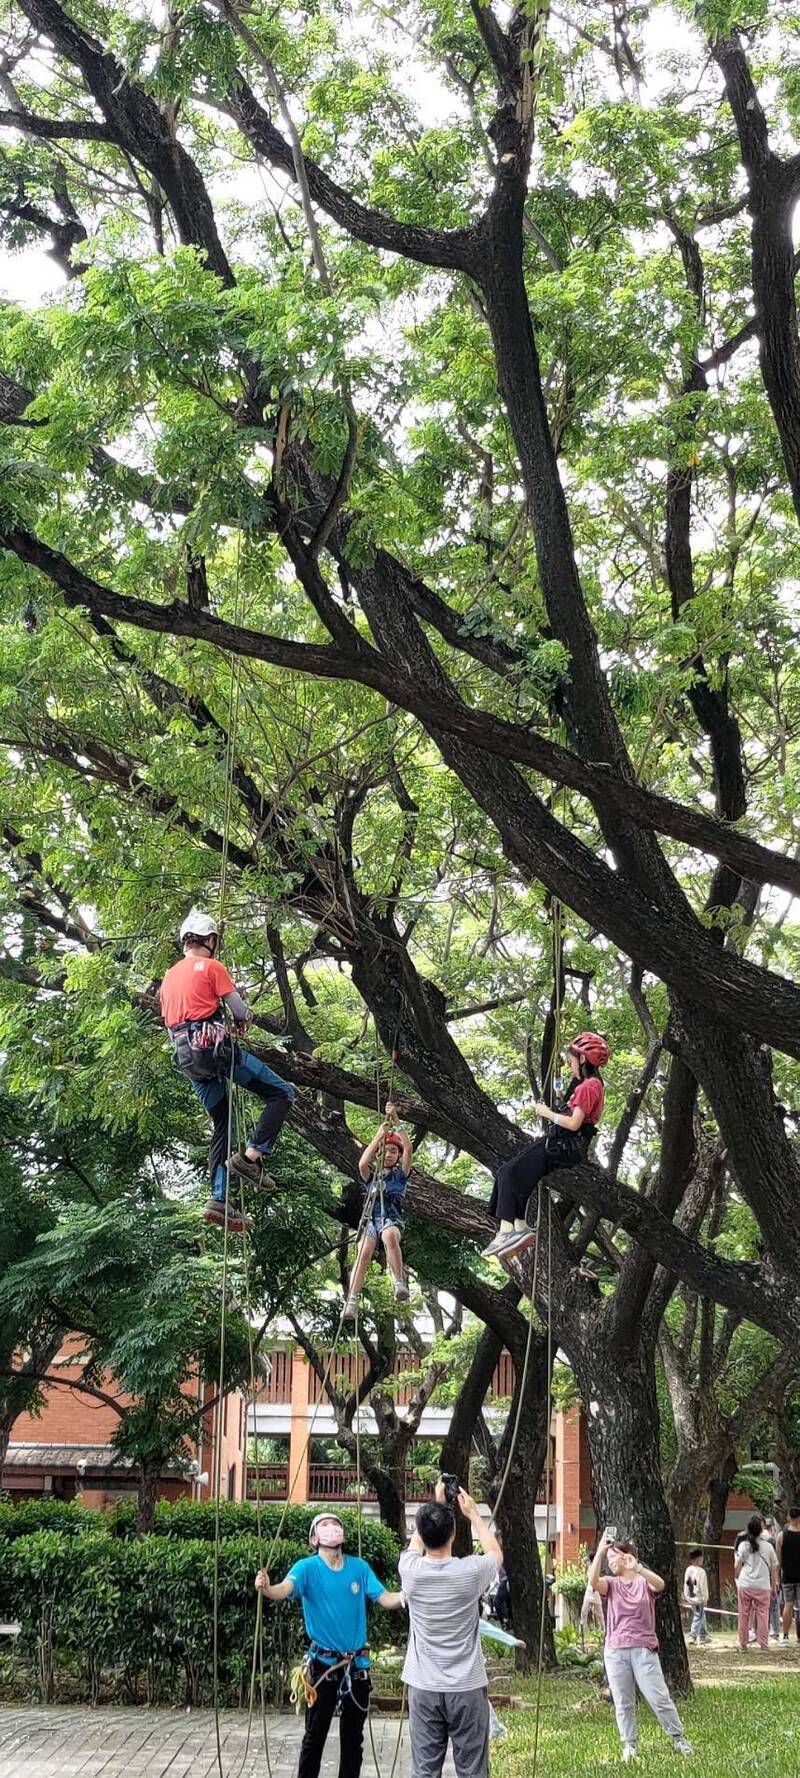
[399, 1482, 501, 1778]
[734, 1516, 779, 1651]
[682, 1548, 709, 1644]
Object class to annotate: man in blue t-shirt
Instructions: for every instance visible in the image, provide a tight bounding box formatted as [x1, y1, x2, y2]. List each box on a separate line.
[256, 1512, 403, 1778]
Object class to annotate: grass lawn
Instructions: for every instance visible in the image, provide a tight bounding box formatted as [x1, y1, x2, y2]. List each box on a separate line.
[493, 1650, 798, 1775]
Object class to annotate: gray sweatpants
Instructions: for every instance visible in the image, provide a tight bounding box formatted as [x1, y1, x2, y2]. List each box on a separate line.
[407, 1685, 489, 1778]
[604, 1647, 684, 1750]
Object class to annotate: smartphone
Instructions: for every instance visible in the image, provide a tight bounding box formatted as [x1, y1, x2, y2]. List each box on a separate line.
[604, 1524, 618, 1543]
[441, 1473, 460, 1508]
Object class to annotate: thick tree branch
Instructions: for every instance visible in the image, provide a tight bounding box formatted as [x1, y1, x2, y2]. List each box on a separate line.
[4, 521, 800, 1058]
[226, 75, 476, 273]
[0, 105, 111, 139]
[15, 0, 233, 286]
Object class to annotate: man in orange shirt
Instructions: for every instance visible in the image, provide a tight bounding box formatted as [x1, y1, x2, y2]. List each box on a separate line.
[160, 909, 295, 1229]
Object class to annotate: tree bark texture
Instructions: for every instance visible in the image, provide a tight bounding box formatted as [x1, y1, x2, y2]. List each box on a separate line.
[569, 1333, 691, 1693]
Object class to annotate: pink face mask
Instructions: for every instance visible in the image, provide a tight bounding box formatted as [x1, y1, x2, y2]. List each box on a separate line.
[315, 1521, 345, 1549]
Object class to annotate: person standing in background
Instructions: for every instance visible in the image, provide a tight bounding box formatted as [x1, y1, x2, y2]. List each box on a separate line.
[682, 1548, 709, 1645]
[734, 1515, 778, 1653]
[777, 1506, 800, 1646]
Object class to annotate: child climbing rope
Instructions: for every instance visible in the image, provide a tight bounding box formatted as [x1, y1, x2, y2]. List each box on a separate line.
[159, 908, 295, 1231]
[482, 1031, 609, 1262]
[344, 1103, 412, 1317]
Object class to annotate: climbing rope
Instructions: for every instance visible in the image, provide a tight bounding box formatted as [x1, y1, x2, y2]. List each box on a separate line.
[486, 887, 562, 1776]
[210, 526, 251, 1778]
[529, 1191, 554, 1778]
[491, 888, 562, 1524]
[353, 1298, 407, 1778]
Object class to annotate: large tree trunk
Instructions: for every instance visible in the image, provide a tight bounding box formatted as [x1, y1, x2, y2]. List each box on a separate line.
[702, 1453, 737, 1613]
[0, 1404, 14, 1474]
[440, 1324, 503, 1558]
[491, 1329, 555, 1671]
[136, 1462, 160, 1533]
[666, 1451, 713, 1554]
[773, 1408, 800, 1519]
[570, 1335, 691, 1694]
[367, 1459, 406, 1540]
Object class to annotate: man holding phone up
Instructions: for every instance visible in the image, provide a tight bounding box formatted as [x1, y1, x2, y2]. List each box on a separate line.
[400, 1479, 501, 1778]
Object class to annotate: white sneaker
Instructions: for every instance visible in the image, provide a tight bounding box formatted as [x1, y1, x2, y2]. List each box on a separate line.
[673, 1739, 694, 1756]
[481, 1231, 519, 1258]
[780, 1634, 789, 1645]
[622, 1747, 639, 1763]
[392, 1275, 410, 1301]
[343, 1295, 359, 1319]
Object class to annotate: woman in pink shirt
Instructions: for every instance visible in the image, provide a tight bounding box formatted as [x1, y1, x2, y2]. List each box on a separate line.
[588, 1532, 694, 1763]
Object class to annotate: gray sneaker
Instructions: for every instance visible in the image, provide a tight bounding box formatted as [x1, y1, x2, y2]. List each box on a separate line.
[343, 1295, 359, 1320]
[673, 1739, 694, 1757]
[482, 1230, 523, 1260]
[392, 1276, 410, 1301]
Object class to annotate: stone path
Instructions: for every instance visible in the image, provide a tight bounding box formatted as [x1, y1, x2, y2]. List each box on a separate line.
[0, 1705, 410, 1778]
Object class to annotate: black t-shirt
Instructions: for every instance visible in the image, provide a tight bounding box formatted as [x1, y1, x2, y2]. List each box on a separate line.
[781, 1528, 800, 1583]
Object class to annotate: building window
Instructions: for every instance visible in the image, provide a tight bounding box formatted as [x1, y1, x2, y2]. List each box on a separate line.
[227, 1464, 237, 1502]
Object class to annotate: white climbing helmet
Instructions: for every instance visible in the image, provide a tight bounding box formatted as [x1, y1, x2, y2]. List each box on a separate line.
[179, 908, 219, 945]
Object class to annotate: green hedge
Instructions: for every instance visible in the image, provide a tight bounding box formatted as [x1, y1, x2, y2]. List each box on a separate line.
[0, 1498, 398, 1574]
[0, 1510, 403, 1707]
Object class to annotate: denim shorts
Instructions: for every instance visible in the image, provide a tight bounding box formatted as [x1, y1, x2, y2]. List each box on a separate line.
[782, 1581, 800, 1608]
[367, 1203, 404, 1245]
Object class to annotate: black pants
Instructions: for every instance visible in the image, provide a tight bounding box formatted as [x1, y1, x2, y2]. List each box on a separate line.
[298, 1659, 371, 1778]
[489, 1134, 586, 1224]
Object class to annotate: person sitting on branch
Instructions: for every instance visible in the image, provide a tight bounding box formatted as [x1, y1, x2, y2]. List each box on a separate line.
[344, 1103, 412, 1317]
[159, 908, 295, 1231]
[255, 1513, 403, 1778]
[482, 1031, 609, 1262]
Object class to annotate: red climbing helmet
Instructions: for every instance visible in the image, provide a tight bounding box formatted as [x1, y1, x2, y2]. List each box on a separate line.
[568, 1031, 610, 1068]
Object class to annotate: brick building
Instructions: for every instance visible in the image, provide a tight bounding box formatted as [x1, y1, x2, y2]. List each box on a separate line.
[3, 1337, 756, 1591]
[3, 1336, 246, 1510]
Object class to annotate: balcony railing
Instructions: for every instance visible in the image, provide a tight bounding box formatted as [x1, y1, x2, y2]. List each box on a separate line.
[245, 1464, 290, 1499]
[245, 1462, 550, 1506]
[255, 1348, 516, 1408]
[308, 1466, 436, 1501]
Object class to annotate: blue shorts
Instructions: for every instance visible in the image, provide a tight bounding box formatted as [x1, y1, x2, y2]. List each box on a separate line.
[367, 1203, 404, 1245]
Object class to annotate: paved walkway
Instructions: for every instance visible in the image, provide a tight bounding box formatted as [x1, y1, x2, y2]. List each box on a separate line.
[0, 1706, 410, 1778]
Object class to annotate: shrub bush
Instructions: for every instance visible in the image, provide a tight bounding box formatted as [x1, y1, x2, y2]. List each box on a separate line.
[0, 1499, 92, 1542]
[0, 1497, 398, 1580]
[0, 1512, 404, 1708]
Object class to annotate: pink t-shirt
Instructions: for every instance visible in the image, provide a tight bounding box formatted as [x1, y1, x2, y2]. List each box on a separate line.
[568, 1077, 604, 1125]
[604, 1576, 658, 1651]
